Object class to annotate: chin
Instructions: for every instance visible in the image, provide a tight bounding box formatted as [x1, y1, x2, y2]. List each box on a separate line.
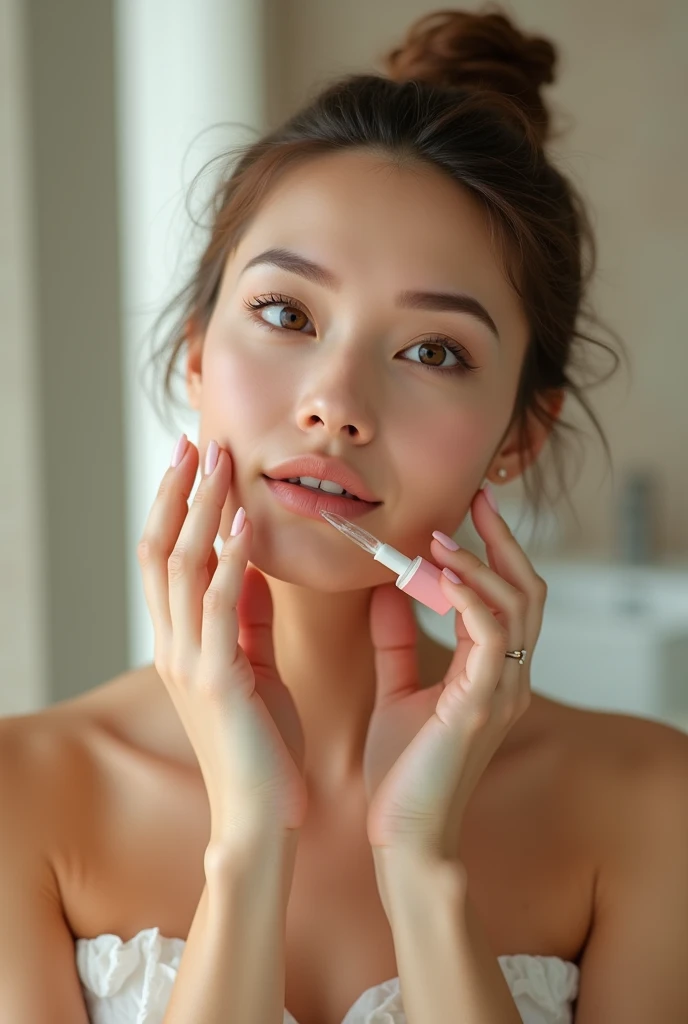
[249, 546, 387, 593]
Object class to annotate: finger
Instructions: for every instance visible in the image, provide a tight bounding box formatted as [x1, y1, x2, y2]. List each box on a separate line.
[168, 444, 233, 656]
[439, 570, 532, 723]
[235, 565, 277, 680]
[369, 582, 419, 708]
[430, 536, 526, 624]
[137, 437, 200, 659]
[470, 489, 548, 642]
[206, 542, 219, 585]
[199, 514, 255, 690]
[429, 534, 529, 678]
[438, 573, 511, 700]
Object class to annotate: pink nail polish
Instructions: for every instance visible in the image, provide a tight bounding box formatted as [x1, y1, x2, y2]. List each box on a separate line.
[482, 482, 499, 513]
[442, 567, 462, 585]
[432, 530, 460, 551]
[204, 439, 219, 476]
[230, 506, 246, 537]
[170, 433, 188, 468]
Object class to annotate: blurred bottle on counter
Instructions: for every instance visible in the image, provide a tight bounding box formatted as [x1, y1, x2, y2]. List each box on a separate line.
[616, 468, 658, 565]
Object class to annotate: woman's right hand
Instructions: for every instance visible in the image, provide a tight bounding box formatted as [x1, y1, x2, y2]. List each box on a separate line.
[137, 435, 307, 847]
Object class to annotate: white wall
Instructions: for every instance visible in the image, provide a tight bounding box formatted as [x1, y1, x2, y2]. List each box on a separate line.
[0, 0, 47, 715]
[114, 0, 269, 670]
[2, 0, 127, 714]
[0, 0, 269, 714]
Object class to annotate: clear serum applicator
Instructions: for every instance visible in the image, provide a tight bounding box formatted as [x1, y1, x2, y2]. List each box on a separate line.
[319, 511, 453, 616]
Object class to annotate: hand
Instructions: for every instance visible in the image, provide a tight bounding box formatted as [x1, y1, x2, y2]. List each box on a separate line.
[137, 436, 307, 846]
[363, 486, 546, 859]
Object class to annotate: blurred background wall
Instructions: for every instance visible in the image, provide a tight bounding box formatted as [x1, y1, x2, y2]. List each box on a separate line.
[2, 0, 687, 722]
[264, 0, 688, 562]
[2, 0, 126, 716]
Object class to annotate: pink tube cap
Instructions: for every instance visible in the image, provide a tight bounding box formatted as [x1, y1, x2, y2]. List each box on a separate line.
[397, 556, 453, 616]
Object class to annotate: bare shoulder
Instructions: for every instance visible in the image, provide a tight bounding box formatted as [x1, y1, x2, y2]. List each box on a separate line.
[557, 701, 688, 785]
[540, 707, 688, 1018]
[583, 707, 688, 848]
[0, 707, 101, 848]
[0, 712, 91, 942]
[539, 694, 688, 778]
[536, 696, 688, 848]
[0, 679, 148, 929]
[0, 665, 165, 830]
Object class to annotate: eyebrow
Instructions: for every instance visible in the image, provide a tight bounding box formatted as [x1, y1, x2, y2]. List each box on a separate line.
[239, 247, 500, 344]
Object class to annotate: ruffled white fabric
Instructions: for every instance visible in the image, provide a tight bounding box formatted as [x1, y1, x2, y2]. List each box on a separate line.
[76, 926, 580, 1024]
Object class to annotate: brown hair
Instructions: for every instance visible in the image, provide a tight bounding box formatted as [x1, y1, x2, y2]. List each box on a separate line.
[142, 5, 627, 534]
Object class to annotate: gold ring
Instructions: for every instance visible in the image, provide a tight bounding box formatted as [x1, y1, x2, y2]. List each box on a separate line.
[505, 649, 527, 665]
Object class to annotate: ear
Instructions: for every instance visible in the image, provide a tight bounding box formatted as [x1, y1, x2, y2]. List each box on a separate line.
[490, 388, 566, 481]
[185, 317, 204, 411]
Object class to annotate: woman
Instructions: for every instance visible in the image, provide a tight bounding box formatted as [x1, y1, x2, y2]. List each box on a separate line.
[2, 8, 687, 1024]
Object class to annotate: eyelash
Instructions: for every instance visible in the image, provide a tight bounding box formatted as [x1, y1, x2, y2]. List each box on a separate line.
[242, 292, 478, 376]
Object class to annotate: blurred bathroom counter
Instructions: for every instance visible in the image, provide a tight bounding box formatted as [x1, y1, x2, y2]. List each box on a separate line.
[415, 557, 688, 734]
[531, 558, 688, 622]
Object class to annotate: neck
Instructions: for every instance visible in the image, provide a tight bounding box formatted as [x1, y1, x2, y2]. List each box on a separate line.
[142, 570, 548, 802]
[264, 569, 378, 798]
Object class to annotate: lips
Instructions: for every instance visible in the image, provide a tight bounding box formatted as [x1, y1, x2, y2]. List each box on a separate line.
[263, 476, 380, 521]
[263, 453, 381, 504]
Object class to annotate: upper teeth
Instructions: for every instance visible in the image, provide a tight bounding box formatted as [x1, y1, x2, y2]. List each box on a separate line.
[286, 476, 358, 499]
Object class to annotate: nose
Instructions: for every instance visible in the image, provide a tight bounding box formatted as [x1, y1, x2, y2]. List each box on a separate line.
[294, 355, 377, 443]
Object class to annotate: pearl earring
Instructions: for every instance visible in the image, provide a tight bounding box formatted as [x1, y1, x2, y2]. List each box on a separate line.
[497, 468, 508, 479]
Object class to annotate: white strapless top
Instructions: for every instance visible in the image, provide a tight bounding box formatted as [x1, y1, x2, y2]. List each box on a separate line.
[75, 926, 580, 1023]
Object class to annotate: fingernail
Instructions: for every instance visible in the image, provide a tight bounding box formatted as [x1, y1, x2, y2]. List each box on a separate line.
[230, 506, 246, 537]
[432, 530, 460, 551]
[442, 567, 462, 585]
[482, 482, 499, 513]
[204, 439, 219, 476]
[170, 433, 188, 468]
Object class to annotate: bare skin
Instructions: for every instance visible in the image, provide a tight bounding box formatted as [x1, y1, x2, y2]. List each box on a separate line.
[6, 641, 670, 1024]
[7, 148, 686, 1024]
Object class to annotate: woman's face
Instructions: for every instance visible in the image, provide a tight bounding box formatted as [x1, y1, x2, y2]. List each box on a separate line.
[186, 148, 532, 589]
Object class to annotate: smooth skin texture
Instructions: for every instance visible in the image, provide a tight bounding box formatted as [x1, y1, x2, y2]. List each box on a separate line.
[137, 437, 308, 841]
[182, 147, 688, 1021]
[363, 488, 541, 860]
[184, 148, 543, 798]
[0, 147, 687, 1023]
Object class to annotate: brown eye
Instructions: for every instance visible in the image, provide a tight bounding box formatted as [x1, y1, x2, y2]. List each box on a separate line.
[417, 342, 447, 366]
[400, 336, 475, 375]
[277, 305, 309, 330]
[247, 296, 314, 333]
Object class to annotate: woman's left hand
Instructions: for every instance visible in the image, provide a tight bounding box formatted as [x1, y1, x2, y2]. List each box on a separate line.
[363, 485, 548, 859]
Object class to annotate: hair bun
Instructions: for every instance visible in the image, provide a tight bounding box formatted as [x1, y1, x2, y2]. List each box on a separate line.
[382, 6, 558, 145]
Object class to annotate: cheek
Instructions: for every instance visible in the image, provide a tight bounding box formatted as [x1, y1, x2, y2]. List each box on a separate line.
[393, 403, 494, 506]
[201, 345, 285, 436]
